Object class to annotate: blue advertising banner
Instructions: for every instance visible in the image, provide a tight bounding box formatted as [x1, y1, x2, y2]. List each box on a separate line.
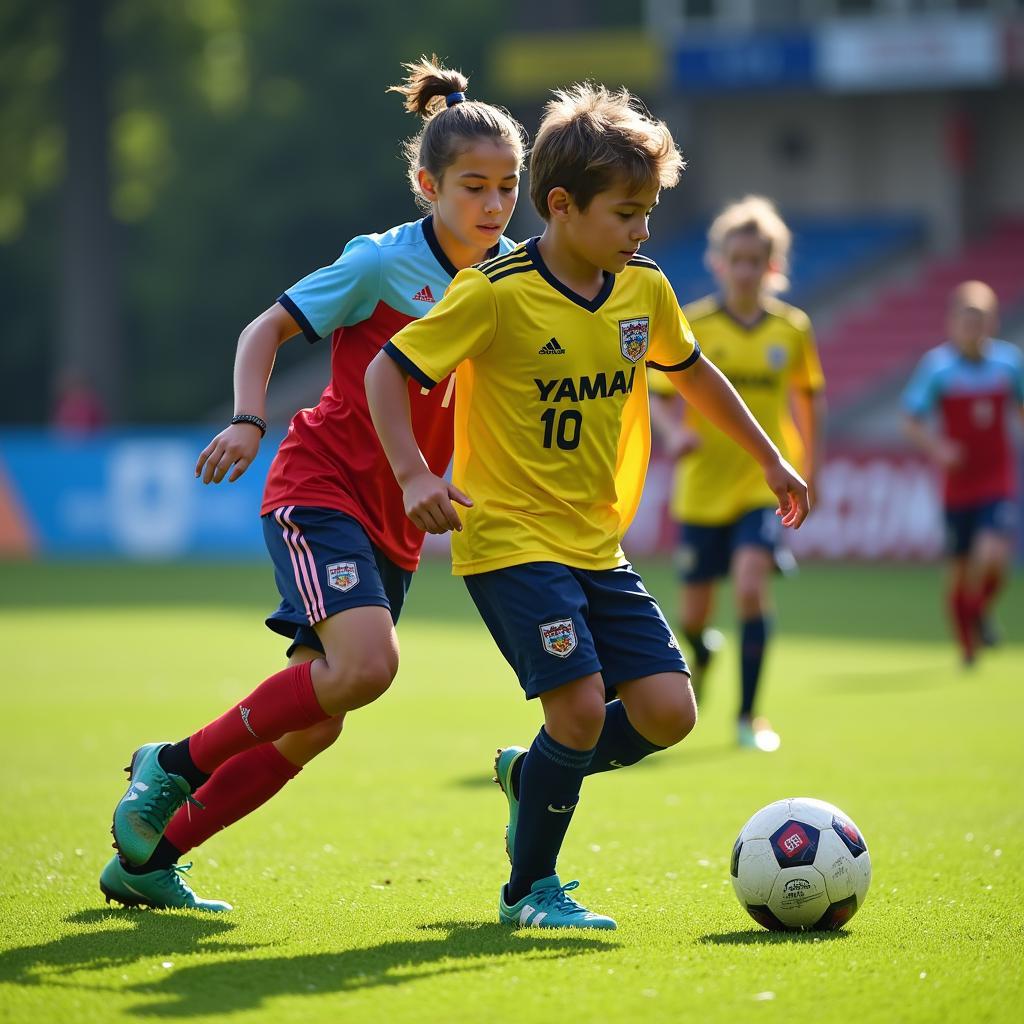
[2, 431, 1019, 562]
[672, 30, 816, 92]
[0, 429, 282, 559]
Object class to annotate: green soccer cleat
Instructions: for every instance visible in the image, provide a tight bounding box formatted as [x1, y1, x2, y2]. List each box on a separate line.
[492, 746, 527, 864]
[112, 742, 200, 865]
[99, 855, 231, 912]
[978, 614, 1001, 648]
[499, 875, 616, 930]
[738, 716, 781, 752]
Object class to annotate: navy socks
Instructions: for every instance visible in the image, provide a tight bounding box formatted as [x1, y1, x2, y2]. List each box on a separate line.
[508, 727, 594, 904]
[739, 616, 769, 719]
[586, 699, 664, 775]
[684, 629, 713, 673]
[509, 701, 665, 795]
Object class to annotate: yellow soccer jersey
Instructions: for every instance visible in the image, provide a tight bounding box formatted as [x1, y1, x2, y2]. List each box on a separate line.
[650, 294, 824, 524]
[385, 239, 700, 575]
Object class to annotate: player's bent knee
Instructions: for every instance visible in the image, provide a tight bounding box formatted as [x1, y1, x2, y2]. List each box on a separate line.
[671, 694, 698, 744]
[643, 689, 697, 748]
[345, 652, 399, 707]
[317, 649, 399, 710]
[291, 715, 345, 759]
[301, 712, 346, 753]
[546, 693, 606, 750]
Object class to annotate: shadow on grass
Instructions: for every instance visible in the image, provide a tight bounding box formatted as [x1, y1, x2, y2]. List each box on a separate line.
[124, 920, 618, 1017]
[698, 928, 851, 946]
[0, 907, 261, 987]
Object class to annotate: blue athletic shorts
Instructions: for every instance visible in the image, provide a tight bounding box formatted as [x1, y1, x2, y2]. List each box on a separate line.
[262, 506, 412, 656]
[678, 507, 792, 583]
[944, 498, 1018, 557]
[464, 561, 689, 699]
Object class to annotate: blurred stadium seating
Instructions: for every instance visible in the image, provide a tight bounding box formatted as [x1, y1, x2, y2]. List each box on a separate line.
[651, 214, 925, 309]
[819, 217, 1024, 410]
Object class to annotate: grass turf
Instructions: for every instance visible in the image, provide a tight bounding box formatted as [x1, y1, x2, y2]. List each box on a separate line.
[0, 559, 1021, 1023]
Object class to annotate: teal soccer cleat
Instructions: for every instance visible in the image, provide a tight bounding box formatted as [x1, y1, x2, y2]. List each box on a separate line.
[737, 716, 781, 752]
[99, 855, 232, 912]
[499, 875, 616, 930]
[112, 743, 200, 865]
[492, 746, 527, 863]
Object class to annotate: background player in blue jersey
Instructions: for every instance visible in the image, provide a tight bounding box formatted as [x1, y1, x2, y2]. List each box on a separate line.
[903, 281, 1024, 665]
[100, 57, 524, 912]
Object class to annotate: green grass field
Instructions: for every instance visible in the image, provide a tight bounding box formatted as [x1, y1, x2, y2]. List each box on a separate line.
[1, 559, 1021, 1024]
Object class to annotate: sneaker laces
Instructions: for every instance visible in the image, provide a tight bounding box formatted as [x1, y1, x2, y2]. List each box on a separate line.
[536, 879, 589, 917]
[136, 777, 203, 833]
[161, 862, 196, 899]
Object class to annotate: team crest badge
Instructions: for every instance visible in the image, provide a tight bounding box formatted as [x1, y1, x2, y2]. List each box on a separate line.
[539, 619, 578, 658]
[619, 317, 650, 363]
[326, 561, 359, 592]
[767, 344, 787, 371]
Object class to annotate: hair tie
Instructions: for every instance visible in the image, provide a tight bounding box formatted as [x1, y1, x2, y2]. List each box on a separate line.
[445, 91, 465, 108]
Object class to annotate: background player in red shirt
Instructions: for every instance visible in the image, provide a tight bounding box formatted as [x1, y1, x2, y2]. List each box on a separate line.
[903, 281, 1024, 665]
[99, 57, 524, 911]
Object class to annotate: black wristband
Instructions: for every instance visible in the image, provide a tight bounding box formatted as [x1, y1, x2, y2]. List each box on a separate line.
[231, 413, 267, 437]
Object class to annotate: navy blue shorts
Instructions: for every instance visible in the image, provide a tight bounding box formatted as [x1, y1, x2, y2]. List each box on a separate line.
[944, 499, 1018, 557]
[464, 561, 689, 700]
[678, 507, 793, 583]
[262, 506, 412, 656]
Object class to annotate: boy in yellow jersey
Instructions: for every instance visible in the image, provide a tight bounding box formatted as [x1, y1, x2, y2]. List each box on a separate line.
[650, 196, 825, 752]
[366, 89, 808, 930]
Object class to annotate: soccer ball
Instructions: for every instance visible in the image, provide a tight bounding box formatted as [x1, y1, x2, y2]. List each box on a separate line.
[730, 797, 871, 931]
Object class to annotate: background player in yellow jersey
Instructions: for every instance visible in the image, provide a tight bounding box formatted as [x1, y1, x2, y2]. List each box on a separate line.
[366, 89, 809, 930]
[650, 196, 825, 752]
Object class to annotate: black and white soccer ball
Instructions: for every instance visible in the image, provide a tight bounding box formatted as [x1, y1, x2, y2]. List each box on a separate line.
[730, 797, 871, 931]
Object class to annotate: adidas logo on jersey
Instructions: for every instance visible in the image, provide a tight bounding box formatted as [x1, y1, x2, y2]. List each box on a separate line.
[412, 285, 435, 303]
[538, 338, 565, 355]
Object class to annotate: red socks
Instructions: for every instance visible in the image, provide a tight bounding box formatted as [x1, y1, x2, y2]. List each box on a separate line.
[188, 661, 328, 774]
[949, 585, 981, 661]
[165, 743, 302, 855]
[978, 572, 1003, 616]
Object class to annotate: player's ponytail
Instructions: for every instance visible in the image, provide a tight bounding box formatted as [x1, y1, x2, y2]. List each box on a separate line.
[389, 55, 469, 117]
[388, 55, 526, 210]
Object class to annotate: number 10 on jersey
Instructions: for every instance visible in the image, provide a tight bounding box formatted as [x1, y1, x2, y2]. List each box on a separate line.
[541, 408, 582, 450]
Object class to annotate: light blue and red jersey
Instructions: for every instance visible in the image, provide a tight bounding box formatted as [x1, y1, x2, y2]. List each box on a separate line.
[262, 216, 514, 569]
[902, 339, 1024, 508]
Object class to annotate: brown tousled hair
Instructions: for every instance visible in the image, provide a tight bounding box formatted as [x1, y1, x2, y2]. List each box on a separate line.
[388, 55, 526, 211]
[529, 83, 684, 220]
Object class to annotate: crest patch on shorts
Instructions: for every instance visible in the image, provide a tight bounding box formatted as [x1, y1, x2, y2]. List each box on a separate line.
[539, 618, 578, 658]
[619, 317, 650, 363]
[326, 561, 359, 592]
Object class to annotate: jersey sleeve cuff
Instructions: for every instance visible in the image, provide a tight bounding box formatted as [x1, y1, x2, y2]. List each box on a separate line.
[647, 342, 701, 373]
[382, 342, 437, 389]
[278, 293, 321, 344]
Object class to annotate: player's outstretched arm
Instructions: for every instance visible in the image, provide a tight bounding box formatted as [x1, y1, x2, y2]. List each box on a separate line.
[364, 352, 472, 535]
[195, 304, 302, 485]
[791, 387, 826, 505]
[664, 357, 809, 528]
[903, 413, 961, 469]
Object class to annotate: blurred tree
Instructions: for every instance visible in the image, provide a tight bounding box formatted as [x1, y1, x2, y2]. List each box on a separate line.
[61, 0, 120, 417]
[0, 2, 64, 424]
[1, 0, 636, 424]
